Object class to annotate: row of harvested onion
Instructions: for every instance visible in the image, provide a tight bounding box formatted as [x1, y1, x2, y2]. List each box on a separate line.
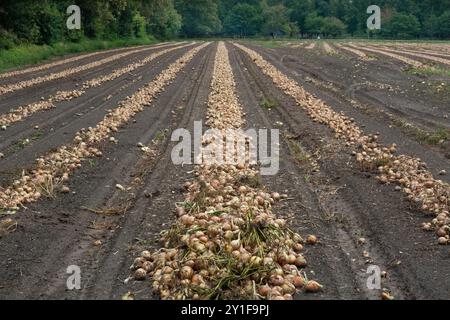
[234, 43, 449, 245]
[0, 43, 167, 80]
[0, 43, 174, 96]
[335, 44, 373, 61]
[82, 42, 191, 89]
[131, 42, 322, 300]
[0, 43, 192, 129]
[348, 44, 426, 68]
[370, 45, 450, 66]
[0, 43, 209, 212]
[322, 43, 337, 55]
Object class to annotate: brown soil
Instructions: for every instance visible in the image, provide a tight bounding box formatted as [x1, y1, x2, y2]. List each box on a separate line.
[0, 41, 449, 300]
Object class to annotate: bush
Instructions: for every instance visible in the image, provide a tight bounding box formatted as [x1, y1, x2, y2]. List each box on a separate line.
[304, 14, 325, 35]
[383, 13, 421, 38]
[66, 30, 84, 43]
[146, 3, 182, 39]
[438, 11, 450, 38]
[321, 17, 346, 37]
[0, 29, 18, 49]
[132, 12, 147, 38]
[35, 3, 65, 45]
[422, 15, 440, 38]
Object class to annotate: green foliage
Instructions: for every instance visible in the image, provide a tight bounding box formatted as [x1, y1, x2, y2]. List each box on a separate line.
[144, 0, 182, 39]
[321, 17, 346, 37]
[0, 37, 156, 72]
[383, 13, 421, 38]
[0, 0, 450, 53]
[35, 2, 65, 44]
[0, 29, 18, 49]
[0, 0, 181, 46]
[132, 12, 147, 38]
[305, 13, 325, 35]
[260, 2, 291, 37]
[175, 0, 222, 37]
[422, 14, 440, 38]
[415, 128, 449, 145]
[260, 96, 277, 109]
[438, 11, 450, 38]
[223, 3, 262, 37]
[254, 0, 450, 39]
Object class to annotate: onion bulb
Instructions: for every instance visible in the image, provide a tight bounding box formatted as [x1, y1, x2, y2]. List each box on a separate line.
[134, 268, 147, 281]
[180, 266, 194, 280]
[305, 280, 322, 293]
[258, 285, 271, 297]
[306, 235, 318, 245]
[293, 276, 305, 288]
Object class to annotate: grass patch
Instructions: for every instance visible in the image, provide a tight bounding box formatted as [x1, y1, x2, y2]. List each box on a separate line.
[390, 117, 409, 129]
[12, 138, 31, 152]
[10, 130, 44, 153]
[31, 130, 44, 141]
[0, 37, 157, 72]
[286, 138, 310, 164]
[153, 128, 169, 143]
[426, 81, 450, 95]
[250, 40, 292, 48]
[407, 66, 450, 77]
[260, 96, 277, 109]
[390, 117, 450, 146]
[88, 159, 98, 168]
[415, 128, 449, 145]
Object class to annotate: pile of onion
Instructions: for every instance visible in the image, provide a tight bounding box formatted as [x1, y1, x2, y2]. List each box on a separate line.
[133, 162, 321, 300]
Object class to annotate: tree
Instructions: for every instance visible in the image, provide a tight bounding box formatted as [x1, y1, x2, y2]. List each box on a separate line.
[143, 0, 182, 39]
[223, 3, 262, 37]
[175, 0, 222, 37]
[438, 11, 450, 38]
[286, 22, 300, 37]
[261, 2, 291, 37]
[0, 1, 66, 44]
[321, 17, 346, 37]
[343, 5, 359, 36]
[285, 0, 313, 35]
[132, 11, 146, 38]
[384, 13, 421, 38]
[35, 2, 65, 44]
[304, 13, 324, 36]
[1, 0, 450, 46]
[423, 14, 440, 38]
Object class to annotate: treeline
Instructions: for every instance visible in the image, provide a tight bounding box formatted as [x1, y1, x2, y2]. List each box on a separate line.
[214, 0, 450, 39]
[1, 0, 450, 49]
[0, 0, 182, 49]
